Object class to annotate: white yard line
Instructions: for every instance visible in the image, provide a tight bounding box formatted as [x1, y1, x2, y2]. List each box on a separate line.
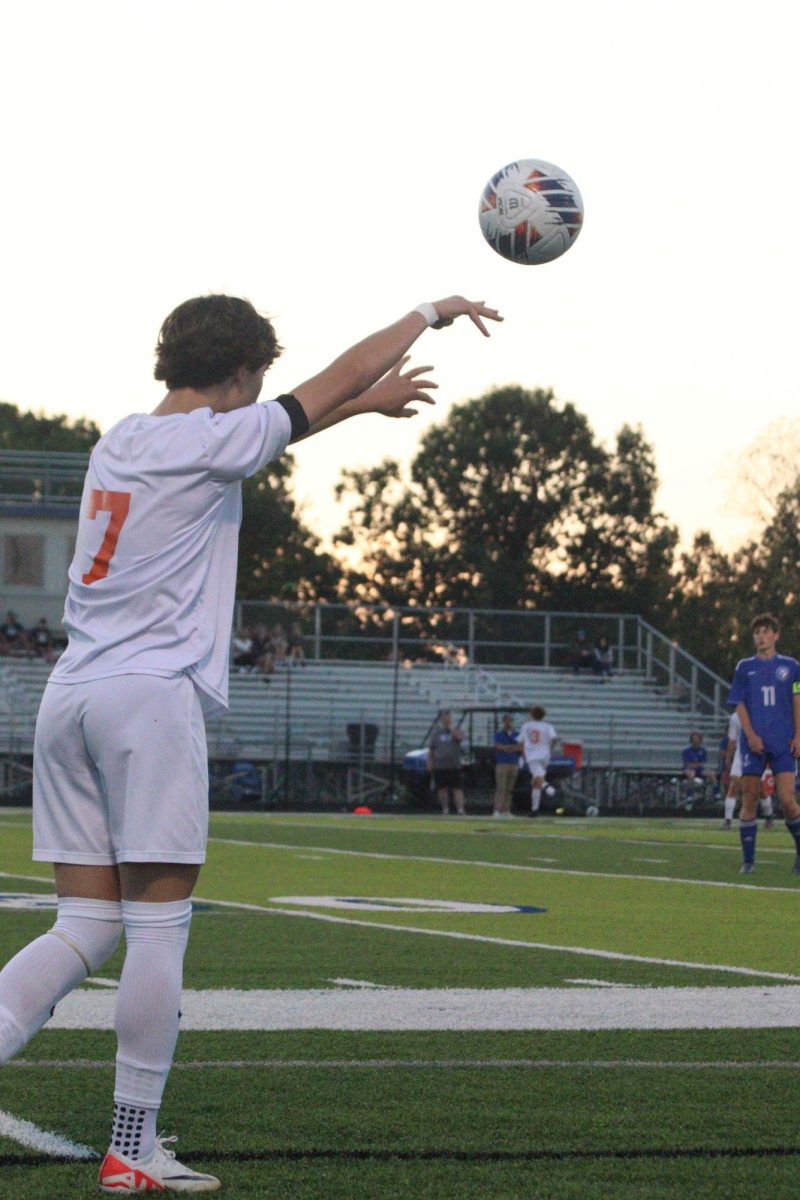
[11, 1057, 800, 1070]
[208, 836, 800, 894]
[327, 978, 390, 989]
[42, 984, 800, 1030]
[0, 1108, 96, 1159]
[192, 894, 800, 982]
[0, 870, 53, 884]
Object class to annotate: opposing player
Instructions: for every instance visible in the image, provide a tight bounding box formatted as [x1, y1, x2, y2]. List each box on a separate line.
[721, 710, 743, 829]
[519, 705, 559, 816]
[727, 613, 800, 874]
[0, 292, 501, 1193]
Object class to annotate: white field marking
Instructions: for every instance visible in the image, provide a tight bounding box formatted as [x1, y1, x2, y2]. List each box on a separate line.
[566, 979, 643, 988]
[84, 976, 119, 989]
[208, 836, 800, 894]
[327, 978, 390, 989]
[295, 855, 327, 861]
[43, 985, 800, 1030]
[12, 1057, 800, 1071]
[272, 896, 545, 914]
[0, 1108, 97, 1159]
[634, 858, 669, 864]
[191, 894, 800, 982]
[0, 869, 53, 884]
[528, 856, 559, 863]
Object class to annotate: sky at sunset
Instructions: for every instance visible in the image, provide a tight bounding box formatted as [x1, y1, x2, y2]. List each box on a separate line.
[1, 0, 798, 553]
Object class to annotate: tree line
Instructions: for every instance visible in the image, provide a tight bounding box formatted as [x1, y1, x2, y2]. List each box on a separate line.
[4, 392, 797, 680]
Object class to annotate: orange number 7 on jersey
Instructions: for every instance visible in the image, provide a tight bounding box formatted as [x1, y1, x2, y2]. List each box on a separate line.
[81, 489, 131, 585]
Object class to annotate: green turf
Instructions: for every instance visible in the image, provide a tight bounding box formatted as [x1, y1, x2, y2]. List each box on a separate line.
[3, 812, 800, 1198]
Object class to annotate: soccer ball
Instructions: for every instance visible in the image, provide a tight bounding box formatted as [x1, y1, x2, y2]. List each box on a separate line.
[478, 159, 583, 265]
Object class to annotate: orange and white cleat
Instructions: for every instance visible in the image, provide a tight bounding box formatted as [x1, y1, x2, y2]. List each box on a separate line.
[98, 1135, 220, 1193]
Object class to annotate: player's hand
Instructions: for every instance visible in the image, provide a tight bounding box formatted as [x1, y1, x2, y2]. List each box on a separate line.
[747, 733, 764, 753]
[363, 357, 437, 419]
[430, 296, 503, 337]
[790, 737, 800, 758]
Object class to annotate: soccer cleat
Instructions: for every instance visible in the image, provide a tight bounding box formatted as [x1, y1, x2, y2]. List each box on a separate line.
[739, 862, 755, 875]
[98, 1135, 220, 1193]
[763, 818, 775, 832]
[792, 857, 800, 876]
[720, 820, 731, 831]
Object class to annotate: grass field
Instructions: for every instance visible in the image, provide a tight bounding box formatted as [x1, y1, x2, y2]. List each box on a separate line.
[2, 808, 800, 1198]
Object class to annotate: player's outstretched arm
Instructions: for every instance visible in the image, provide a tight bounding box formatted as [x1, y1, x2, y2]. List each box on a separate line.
[292, 297, 501, 430]
[292, 358, 437, 441]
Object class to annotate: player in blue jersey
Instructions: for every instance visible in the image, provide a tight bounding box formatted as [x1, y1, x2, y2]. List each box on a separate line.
[727, 613, 800, 874]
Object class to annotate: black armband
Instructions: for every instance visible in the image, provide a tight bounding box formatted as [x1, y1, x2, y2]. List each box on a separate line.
[276, 394, 310, 441]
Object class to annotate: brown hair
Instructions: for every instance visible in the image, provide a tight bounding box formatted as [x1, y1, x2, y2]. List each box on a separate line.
[154, 295, 282, 390]
[750, 613, 779, 634]
[530, 705, 546, 721]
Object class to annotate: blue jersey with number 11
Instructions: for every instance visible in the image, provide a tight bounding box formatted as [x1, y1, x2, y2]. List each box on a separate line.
[727, 654, 800, 751]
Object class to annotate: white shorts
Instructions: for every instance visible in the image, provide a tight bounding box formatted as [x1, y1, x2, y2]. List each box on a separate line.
[525, 757, 549, 780]
[33, 673, 209, 866]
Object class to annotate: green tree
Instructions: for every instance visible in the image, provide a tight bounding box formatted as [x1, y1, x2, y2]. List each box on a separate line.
[335, 386, 677, 614]
[238, 455, 341, 601]
[0, 401, 100, 452]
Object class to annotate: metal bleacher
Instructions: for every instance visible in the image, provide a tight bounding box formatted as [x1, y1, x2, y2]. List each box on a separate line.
[1, 654, 722, 772]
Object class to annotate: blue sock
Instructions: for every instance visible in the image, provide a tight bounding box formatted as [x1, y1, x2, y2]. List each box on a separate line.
[739, 818, 758, 864]
[785, 815, 800, 854]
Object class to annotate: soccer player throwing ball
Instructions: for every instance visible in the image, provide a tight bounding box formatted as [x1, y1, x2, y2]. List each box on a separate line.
[0, 292, 501, 1193]
[727, 613, 800, 875]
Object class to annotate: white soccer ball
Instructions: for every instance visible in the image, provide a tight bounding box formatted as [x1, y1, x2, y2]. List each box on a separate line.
[478, 158, 584, 265]
[585, 804, 600, 817]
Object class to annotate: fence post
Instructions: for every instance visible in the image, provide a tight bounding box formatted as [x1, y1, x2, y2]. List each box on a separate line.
[714, 681, 722, 720]
[636, 620, 643, 672]
[313, 605, 322, 661]
[645, 631, 653, 680]
[544, 613, 551, 668]
[690, 664, 698, 714]
[617, 616, 624, 672]
[668, 642, 676, 693]
[467, 609, 475, 663]
[392, 612, 399, 661]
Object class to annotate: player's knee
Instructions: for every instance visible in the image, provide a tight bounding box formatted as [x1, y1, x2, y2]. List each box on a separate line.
[49, 897, 124, 974]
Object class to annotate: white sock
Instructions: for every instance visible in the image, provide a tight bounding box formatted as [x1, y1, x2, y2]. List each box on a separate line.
[0, 897, 122, 1063]
[762, 796, 774, 818]
[531, 789, 541, 812]
[724, 796, 736, 821]
[113, 899, 192, 1159]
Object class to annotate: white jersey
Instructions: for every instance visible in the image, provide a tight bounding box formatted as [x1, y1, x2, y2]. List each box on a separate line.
[519, 719, 558, 763]
[50, 399, 292, 717]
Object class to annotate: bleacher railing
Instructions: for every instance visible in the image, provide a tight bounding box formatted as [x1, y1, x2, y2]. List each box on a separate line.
[235, 601, 728, 720]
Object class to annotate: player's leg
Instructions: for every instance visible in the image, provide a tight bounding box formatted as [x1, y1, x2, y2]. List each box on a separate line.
[738, 771, 761, 872]
[0, 684, 124, 1065]
[453, 769, 466, 815]
[722, 776, 741, 829]
[84, 675, 218, 1192]
[529, 765, 545, 814]
[771, 766, 800, 873]
[0, 864, 123, 1064]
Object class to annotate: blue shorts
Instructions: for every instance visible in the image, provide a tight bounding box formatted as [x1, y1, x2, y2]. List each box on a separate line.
[740, 746, 796, 777]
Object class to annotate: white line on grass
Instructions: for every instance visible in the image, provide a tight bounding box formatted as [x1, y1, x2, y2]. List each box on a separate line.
[566, 979, 643, 988]
[0, 1108, 96, 1159]
[12, 1057, 800, 1070]
[40, 985, 800, 1030]
[0, 870, 53, 884]
[327, 978, 390, 989]
[208, 836, 800, 894]
[191, 894, 800, 982]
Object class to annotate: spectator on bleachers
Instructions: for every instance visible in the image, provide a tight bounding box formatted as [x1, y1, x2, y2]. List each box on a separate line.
[570, 629, 598, 675]
[427, 709, 465, 816]
[232, 627, 257, 672]
[271, 623, 288, 666]
[253, 624, 275, 675]
[682, 730, 716, 795]
[0, 611, 30, 657]
[594, 635, 614, 678]
[29, 617, 58, 663]
[287, 621, 306, 665]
